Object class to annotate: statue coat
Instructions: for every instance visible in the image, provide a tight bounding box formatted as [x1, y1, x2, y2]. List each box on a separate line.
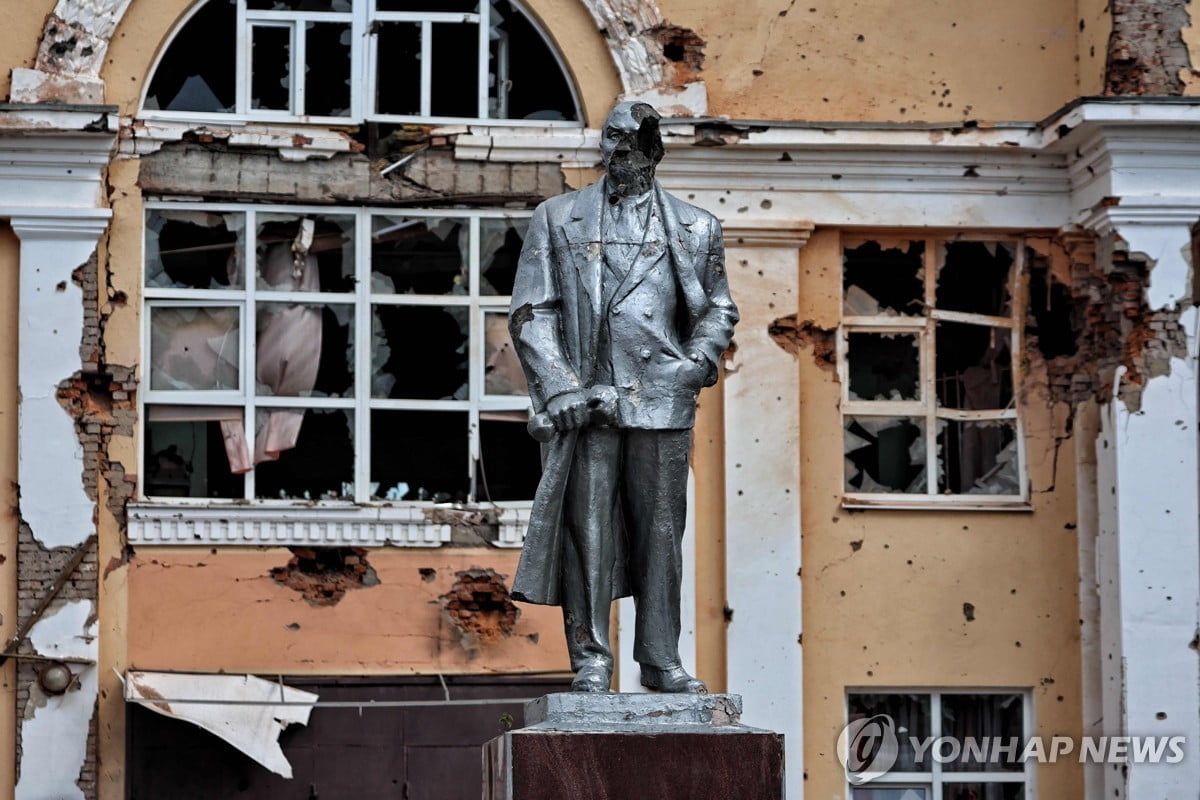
[507, 178, 739, 606]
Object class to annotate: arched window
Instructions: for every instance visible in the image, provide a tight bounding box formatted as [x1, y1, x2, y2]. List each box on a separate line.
[143, 0, 581, 125]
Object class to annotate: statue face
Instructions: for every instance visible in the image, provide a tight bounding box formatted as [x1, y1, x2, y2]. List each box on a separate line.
[600, 102, 663, 196]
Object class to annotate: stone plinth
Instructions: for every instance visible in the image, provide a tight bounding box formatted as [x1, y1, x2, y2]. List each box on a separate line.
[483, 693, 784, 800]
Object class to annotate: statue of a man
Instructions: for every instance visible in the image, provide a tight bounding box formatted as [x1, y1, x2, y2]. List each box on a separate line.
[508, 101, 739, 693]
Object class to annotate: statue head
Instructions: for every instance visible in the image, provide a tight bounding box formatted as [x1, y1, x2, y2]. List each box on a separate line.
[600, 101, 663, 198]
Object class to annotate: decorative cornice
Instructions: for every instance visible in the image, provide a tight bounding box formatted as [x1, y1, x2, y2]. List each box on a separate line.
[8, 211, 112, 241]
[721, 220, 815, 248]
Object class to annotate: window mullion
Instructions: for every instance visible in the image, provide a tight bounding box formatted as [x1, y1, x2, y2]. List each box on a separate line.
[420, 20, 433, 118]
[1013, 242, 1030, 505]
[477, 1, 490, 119]
[236, 1, 249, 114]
[243, 208, 257, 501]
[354, 210, 371, 504]
[468, 216, 482, 502]
[351, 0, 368, 120]
[923, 238, 938, 498]
[292, 20, 306, 116]
[930, 692, 943, 793]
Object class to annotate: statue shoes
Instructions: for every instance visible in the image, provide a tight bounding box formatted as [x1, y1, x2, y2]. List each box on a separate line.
[571, 662, 613, 693]
[640, 664, 707, 694]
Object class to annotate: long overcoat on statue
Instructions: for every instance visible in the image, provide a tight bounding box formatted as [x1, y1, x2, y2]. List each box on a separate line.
[507, 178, 739, 606]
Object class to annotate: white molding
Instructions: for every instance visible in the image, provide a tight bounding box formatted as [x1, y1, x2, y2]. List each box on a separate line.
[127, 504, 532, 547]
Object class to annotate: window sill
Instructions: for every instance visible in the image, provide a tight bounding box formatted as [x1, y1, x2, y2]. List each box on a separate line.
[841, 494, 1033, 512]
[127, 503, 531, 547]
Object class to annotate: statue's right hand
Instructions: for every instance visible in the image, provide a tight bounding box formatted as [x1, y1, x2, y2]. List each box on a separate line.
[546, 390, 590, 431]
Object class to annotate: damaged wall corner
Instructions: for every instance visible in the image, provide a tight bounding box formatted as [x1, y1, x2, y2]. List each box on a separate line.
[1105, 0, 1192, 95]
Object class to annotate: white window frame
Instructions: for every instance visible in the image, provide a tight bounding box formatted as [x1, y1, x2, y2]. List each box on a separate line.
[839, 234, 1030, 511]
[844, 688, 1036, 800]
[138, 201, 535, 523]
[139, 0, 582, 127]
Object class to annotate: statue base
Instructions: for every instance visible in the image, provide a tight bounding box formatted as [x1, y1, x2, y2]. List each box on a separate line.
[482, 693, 784, 799]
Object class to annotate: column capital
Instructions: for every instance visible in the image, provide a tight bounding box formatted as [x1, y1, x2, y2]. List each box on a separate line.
[8, 210, 112, 242]
[720, 220, 814, 249]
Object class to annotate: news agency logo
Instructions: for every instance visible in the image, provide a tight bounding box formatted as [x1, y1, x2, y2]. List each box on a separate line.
[836, 714, 1188, 784]
[837, 714, 899, 785]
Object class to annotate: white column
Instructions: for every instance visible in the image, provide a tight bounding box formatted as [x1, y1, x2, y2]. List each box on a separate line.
[722, 222, 810, 800]
[1086, 204, 1200, 799]
[10, 212, 111, 549]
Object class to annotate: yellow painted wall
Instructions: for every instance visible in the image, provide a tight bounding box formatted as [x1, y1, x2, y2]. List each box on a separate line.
[1077, 0, 1110, 96]
[798, 229, 1083, 798]
[661, 0, 1084, 122]
[0, 0, 55, 101]
[0, 223, 20, 797]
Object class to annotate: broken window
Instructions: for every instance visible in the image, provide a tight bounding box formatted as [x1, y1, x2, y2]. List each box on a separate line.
[142, 0, 580, 123]
[841, 236, 1025, 505]
[144, 205, 534, 505]
[847, 691, 1030, 798]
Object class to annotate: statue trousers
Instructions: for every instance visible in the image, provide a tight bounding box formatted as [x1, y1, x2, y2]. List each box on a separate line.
[561, 425, 690, 673]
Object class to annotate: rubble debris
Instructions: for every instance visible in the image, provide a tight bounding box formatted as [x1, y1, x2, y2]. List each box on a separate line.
[270, 547, 379, 606]
[439, 568, 520, 649]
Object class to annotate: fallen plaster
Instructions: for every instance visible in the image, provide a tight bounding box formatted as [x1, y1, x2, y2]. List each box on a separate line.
[14, 600, 98, 800]
[126, 671, 317, 778]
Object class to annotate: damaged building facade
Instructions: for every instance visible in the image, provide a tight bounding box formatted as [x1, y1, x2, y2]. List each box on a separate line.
[0, 0, 1197, 797]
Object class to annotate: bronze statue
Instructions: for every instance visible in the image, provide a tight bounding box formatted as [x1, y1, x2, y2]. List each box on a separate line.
[508, 101, 738, 693]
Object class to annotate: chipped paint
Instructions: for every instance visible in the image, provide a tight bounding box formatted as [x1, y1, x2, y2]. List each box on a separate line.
[14, 600, 97, 800]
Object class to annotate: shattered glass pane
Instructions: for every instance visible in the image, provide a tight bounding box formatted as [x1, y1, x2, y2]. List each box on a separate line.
[375, 22, 421, 116]
[848, 693, 931, 772]
[935, 323, 1012, 410]
[254, 408, 354, 500]
[149, 307, 240, 391]
[490, 0, 577, 121]
[936, 241, 1014, 316]
[257, 214, 355, 293]
[942, 694, 1024, 772]
[256, 303, 354, 397]
[371, 305, 468, 399]
[478, 417, 539, 501]
[248, 0, 352, 9]
[431, 21, 480, 118]
[251, 25, 292, 111]
[371, 216, 468, 294]
[847, 332, 920, 401]
[844, 416, 926, 494]
[305, 23, 353, 117]
[843, 240, 924, 316]
[941, 784, 1023, 800]
[479, 217, 528, 295]
[484, 311, 527, 396]
[937, 419, 1020, 496]
[144, 407, 244, 498]
[144, 0, 236, 112]
[370, 410, 468, 502]
[146, 209, 244, 290]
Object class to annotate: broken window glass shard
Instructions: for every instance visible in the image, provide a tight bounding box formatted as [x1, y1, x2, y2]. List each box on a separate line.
[479, 217, 528, 295]
[371, 305, 468, 399]
[489, 0, 577, 121]
[843, 239, 924, 316]
[251, 25, 293, 111]
[935, 323, 1013, 410]
[150, 306, 241, 391]
[305, 22, 353, 117]
[144, 0, 236, 112]
[484, 311, 528, 396]
[370, 410, 469, 502]
[256, 303, 353, 398]
[371, 216, 468, 295]
[936, 241, 1014, 316]
[844, 416, 926, 494]
[375, 22, 422, 116]
[937, 419, 1019, 495]
[377, 0, 478, 11]
[144, 406, 246, 498]
[847, 332, 920, 401]
[257, 214, 355, 293]
[431, 21, 480, 118]
[477, 417, 540, 501]
[254, 408, 354, 499]
[146, 210, 244, 290]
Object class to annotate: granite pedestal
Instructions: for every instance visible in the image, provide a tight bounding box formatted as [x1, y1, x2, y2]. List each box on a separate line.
[483, 693, 784, 799]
